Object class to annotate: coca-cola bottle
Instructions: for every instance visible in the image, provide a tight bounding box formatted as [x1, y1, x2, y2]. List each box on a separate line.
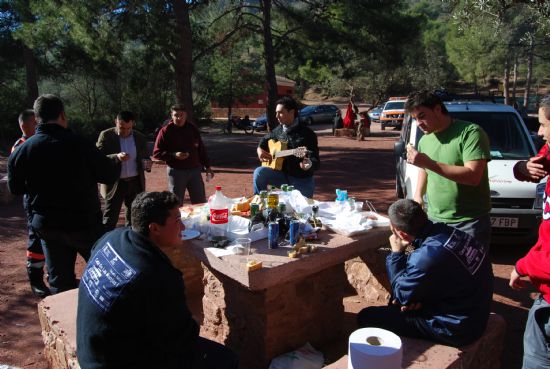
[209, 186, 229, 238]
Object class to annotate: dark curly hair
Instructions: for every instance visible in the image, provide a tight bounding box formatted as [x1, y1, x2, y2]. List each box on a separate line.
[388, 199, 427, 236]
[405, 90, 449, 115]
[131, 191, 180, 236]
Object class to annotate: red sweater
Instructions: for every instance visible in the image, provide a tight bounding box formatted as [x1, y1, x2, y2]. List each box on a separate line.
[514, 144, 550, 302]
[152, 121, 210, 170]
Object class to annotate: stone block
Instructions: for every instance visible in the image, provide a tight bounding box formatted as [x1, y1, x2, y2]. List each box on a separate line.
[324, 313, 506, 369]
[160, 241, 204, 298]
[38, 289, 80, 369]
[334, 128, 356, 137]
[345, 247, 391, 304]
[200, 264, 348, 369]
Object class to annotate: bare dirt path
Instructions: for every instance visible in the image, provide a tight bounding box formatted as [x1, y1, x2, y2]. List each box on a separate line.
[0, 122, 534, 368]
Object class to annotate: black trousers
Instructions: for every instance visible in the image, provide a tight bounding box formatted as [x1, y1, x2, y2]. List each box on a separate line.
[192, 337, 239, 369]
[23, 194, 45, 270]
[103, 177, 143, 231]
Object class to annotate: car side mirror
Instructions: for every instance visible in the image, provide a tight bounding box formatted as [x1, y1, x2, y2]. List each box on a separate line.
[394, 141, 406, 159]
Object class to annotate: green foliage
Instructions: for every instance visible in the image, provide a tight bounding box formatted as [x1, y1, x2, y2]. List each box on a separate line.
[1, 0, 549, 152]
[0, 1, 28, 150]
[445, 21, 498, 90]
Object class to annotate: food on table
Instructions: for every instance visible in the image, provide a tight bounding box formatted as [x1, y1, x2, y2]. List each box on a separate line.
[246, 260, 262, 271]
[288, 251, 299, 258]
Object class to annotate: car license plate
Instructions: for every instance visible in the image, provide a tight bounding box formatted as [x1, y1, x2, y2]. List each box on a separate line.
[490, 217, 519, 228]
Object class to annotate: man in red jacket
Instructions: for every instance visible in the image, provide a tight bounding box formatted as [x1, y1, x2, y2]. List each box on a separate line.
[510, 96, 550, 369]
[153, 104, 214, 206]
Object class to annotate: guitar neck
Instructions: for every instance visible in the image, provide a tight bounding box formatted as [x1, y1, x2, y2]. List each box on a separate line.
[274, 149, 298, 158]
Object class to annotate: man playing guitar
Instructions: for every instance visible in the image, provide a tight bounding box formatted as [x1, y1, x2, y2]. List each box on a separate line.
[253, 95, 320, 198]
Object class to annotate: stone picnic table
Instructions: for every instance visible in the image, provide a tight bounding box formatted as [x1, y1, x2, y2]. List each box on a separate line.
[181, 225, 391, 369]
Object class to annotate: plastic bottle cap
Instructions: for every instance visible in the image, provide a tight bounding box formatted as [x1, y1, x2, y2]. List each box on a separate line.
[216, 186, 222, 191]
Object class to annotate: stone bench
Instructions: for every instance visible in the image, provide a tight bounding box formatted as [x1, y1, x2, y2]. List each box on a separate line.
[324, 313, 506, 369]
[38, 289, 79, 369]
[334, 128, 356, 137]
[37, 241, 205, 369]
[38, 288, 506, 369]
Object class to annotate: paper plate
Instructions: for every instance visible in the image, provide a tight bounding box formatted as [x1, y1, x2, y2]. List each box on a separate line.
[182, 229, 201, 241]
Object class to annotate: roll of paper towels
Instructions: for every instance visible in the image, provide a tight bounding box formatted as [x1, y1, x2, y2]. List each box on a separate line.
[348, 328, 402, 369]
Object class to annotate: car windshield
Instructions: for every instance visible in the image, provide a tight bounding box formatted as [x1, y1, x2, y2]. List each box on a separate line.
[385, 102, 404, 110]
[415, 112, 534, 160]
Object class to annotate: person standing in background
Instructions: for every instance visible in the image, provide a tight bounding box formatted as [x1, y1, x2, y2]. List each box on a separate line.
[8, 94, 118, 294]
[153, 104, 214, 206]
[405, 90, 491, 248]
[10, 109, 49, 297]
[333, 110, 343, 135]
[97, 111, 150, 231]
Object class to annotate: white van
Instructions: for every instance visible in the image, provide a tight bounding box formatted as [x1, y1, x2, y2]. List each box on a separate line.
[394, 101, 545, 245]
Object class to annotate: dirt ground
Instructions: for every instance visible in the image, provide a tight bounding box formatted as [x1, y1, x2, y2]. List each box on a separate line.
[0, 121, 536, 368]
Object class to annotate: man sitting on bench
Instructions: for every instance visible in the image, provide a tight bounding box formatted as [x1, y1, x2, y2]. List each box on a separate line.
[358, 199, 493, 347]
[77, 191, 238, 369]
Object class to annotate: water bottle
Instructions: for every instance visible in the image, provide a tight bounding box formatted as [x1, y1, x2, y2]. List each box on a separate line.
[209, 186, 229, 238]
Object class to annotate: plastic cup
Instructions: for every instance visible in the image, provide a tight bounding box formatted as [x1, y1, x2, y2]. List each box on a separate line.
[235, 237, 252, 260]
[142, 158, 153, 172]
[355, 201, 364, 212]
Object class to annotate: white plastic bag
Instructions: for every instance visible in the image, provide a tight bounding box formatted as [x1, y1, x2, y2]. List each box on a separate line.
[268, 342, 324, 369]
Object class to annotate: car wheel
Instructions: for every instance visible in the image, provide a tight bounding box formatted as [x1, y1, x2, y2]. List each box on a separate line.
[396, 175, 405, 199]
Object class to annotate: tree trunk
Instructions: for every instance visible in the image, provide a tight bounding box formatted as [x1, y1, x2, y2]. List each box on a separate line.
[503, 58, 510, 105]
[172, 0, 195, 121]
[260, 0, 278, 132]
[512, 58, 517, 100]
[524, 40, 534, 110]
[22, 44, 39, 107]
[19, 0, 39, 107]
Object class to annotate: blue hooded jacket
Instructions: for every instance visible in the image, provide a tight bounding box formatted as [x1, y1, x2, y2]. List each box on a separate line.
[387, 221, 493, 346]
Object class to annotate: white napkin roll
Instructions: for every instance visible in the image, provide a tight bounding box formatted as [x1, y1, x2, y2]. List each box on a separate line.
[348, 328, 402, 369]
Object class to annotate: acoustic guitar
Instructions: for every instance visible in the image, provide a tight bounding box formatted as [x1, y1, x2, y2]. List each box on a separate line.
[262, 139, 307, 171]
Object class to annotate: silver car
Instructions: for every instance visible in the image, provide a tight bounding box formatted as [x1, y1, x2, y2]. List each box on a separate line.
[368, 105, 383, 122]
[299, 104, 340, 125]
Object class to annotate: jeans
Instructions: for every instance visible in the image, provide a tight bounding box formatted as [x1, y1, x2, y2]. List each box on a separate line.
[253, 166, 315, 198]
[357, 304, 465, 347]
[167, 167, 206, 206]
[523, 295, 550, 369]
[443, 215, 492, 249]
[191, 337, 239, 369]
[36, 223, 104, 294]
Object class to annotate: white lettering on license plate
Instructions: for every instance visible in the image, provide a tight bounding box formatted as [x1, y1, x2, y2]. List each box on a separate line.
[490, 217, 519, 228]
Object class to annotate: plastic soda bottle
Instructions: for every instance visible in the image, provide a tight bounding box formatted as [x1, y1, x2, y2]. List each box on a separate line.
[209, 186, 229, 237]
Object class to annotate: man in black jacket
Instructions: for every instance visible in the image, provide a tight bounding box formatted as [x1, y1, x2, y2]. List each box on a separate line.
[77, 191, 238, 369]
[253, 96, 320, 198]
[8, 94, 118, 294]
[96, 111, 150, 231]
[10, 109, 49, 297]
